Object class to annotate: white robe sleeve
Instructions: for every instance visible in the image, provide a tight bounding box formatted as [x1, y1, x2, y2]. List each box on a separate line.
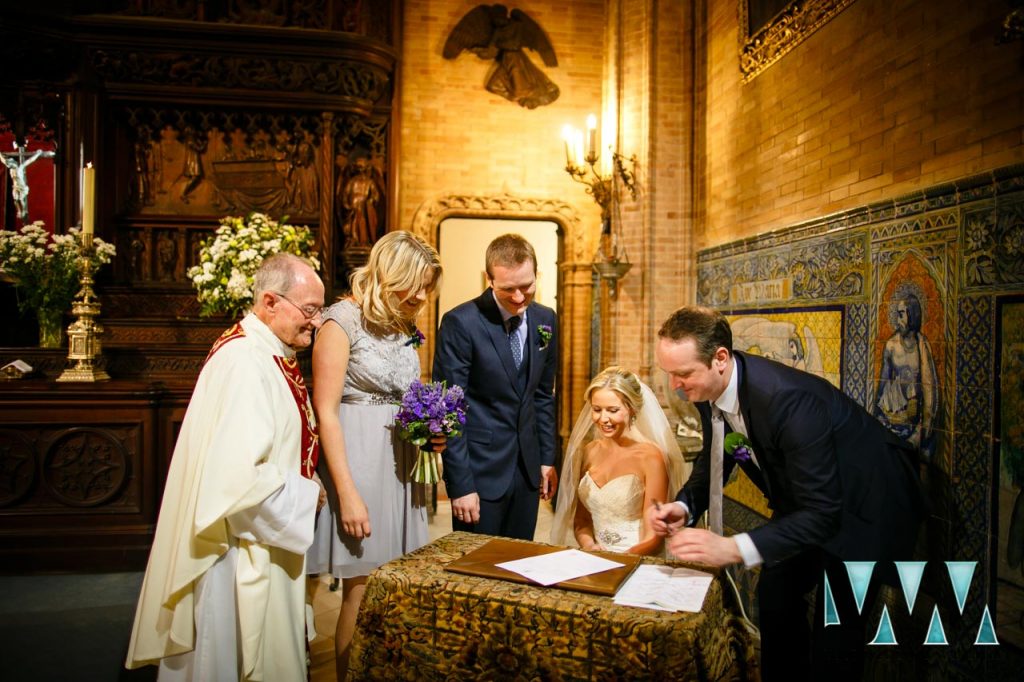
[227, 471, 319, 555]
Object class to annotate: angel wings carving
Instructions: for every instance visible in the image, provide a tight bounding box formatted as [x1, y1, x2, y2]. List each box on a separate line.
[443, 4, 559, 109]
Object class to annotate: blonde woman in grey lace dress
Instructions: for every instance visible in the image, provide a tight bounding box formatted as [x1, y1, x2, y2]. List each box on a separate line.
[306, 230, 442, 680]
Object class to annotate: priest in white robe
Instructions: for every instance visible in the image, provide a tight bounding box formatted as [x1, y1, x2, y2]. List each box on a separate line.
[126, 253, 326, 681]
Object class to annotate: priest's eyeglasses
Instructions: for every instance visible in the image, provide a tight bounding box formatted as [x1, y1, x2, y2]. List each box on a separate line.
[274, 292, 325, 320]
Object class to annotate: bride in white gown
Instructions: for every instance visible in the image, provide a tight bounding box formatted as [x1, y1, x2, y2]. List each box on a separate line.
[551, 367, 688, 555]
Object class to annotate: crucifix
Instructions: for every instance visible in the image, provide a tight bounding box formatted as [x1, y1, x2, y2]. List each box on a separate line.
[1, 144, 56, 220]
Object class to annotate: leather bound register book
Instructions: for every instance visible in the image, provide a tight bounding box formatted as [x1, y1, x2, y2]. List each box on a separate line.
[444, 538, 642, 596]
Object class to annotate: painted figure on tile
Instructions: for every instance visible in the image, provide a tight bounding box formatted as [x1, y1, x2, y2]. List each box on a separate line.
[875, 285, 939, 458]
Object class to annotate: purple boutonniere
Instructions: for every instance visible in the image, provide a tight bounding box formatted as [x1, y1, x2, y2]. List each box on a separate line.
[405, 327, 425, 349]
[724, 432, 753, 463]
[537, 324, 553, 349]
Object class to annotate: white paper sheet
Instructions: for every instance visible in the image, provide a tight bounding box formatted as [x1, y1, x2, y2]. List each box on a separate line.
[496, 549, 625, 586]
[613, 564, 713, 612]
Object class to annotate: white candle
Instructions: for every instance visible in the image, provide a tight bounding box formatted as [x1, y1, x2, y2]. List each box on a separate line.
[562, 124, 575, 167]
[574, 130, 585, 170]
[586, 114, 598, 161]
[82, 164, 95, 238]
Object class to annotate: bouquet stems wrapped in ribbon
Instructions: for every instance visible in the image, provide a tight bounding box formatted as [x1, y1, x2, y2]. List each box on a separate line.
[394, 380, 468, 484]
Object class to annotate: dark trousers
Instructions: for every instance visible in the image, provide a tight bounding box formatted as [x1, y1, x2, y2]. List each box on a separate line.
[451, 458, 538, 540]
[758, 549, 881, 682]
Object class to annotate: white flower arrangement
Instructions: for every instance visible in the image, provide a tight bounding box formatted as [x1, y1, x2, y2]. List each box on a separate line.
[0, 221, 115, 317]
[187, 213, 320, 318]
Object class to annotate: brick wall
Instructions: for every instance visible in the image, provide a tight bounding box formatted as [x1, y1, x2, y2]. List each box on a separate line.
[704, 0, 1024, 246]
[399, 0, 605, 240]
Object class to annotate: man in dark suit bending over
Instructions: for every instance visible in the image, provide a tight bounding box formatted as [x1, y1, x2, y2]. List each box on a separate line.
[433, 234, 558, 539]
[649, 305, 925, 681]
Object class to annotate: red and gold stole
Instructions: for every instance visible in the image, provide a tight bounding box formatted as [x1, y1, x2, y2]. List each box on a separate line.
[204, 322, 246, 364]
[272, 356, 320, 479]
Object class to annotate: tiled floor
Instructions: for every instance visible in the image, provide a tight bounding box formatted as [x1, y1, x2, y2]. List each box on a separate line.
[307, 497, 554, 681]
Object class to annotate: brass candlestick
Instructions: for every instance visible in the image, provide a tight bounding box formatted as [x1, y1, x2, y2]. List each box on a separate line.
[57, 234, 110, 382]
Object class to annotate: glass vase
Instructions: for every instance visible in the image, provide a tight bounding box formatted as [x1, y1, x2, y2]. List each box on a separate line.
[37, 308, 65, 349]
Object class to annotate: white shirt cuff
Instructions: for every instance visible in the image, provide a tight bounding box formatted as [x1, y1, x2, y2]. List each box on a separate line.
[733, 532, 763, 568]
[674, 500, 692, 526]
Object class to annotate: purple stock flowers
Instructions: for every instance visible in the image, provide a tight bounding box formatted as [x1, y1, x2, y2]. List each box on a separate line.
[394, 380, 468, 484]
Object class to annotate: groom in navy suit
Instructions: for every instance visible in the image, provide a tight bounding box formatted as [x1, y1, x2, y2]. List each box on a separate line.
[433, 234, 558, 539]
[650, 305, 925, 682]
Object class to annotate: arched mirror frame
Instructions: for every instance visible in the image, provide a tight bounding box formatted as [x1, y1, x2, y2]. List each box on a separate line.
[411, 193, 594, 443]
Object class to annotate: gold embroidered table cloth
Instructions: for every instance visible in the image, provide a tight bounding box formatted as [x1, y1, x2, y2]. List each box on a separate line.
[348, 531, 758, 680]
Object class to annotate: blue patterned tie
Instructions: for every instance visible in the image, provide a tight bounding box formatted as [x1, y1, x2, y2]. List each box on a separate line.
[508, 315, 522, 368]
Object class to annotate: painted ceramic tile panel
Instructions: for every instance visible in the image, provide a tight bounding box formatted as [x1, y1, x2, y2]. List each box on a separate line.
[722, 307, 844, 515]
[997, 297, 1024, 650]
[872, 254, 945, 463]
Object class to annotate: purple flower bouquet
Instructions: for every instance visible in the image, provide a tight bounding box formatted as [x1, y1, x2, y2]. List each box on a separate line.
[394, 380, 468, 484]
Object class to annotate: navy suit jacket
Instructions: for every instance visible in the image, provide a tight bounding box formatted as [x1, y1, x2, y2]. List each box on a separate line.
[432, 289, 558, 501]
[677, 351, 925, 566]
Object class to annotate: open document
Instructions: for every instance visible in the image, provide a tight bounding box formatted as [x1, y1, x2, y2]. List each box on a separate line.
[496, 549, 626, 586]
[613, 565, 714, 612]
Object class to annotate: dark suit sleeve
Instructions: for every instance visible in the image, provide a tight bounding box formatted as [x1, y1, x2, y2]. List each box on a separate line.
[432, 312, 476, 498]
[534, 313, 558, 467]
[746, 390, 843, 564]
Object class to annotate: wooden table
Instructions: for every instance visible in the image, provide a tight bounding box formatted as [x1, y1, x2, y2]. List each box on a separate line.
[348, 531, 758, 680]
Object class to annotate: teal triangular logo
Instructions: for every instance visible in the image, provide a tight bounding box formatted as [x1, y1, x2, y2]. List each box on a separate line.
[869, 604, 898, 645]
[845, 561, 875, 615]
[924, 605, 948, 645]
[946, 561, 976, 615]
[823, 571, 841, 627]
[974, 605, 999, 645]
[895, 561, 926, 613]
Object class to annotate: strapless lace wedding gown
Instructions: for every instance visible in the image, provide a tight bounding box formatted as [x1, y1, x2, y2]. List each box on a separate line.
[577, 472, 644, 553]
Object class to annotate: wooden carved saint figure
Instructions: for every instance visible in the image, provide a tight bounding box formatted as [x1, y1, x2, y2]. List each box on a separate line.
[338, 157, 385, 247]
[443, 4, 559, 109]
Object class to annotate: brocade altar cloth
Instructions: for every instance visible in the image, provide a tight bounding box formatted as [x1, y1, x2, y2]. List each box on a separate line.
[348, 531, 759, 680]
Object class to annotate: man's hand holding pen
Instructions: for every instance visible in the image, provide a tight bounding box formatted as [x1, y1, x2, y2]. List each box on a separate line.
[649, 499, 688, 537]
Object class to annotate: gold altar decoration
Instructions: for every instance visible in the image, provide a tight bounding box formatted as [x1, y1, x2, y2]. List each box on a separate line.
[58, 232, 110, 383]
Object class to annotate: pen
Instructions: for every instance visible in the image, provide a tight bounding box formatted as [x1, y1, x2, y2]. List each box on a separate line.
[654, 500, 674, 535]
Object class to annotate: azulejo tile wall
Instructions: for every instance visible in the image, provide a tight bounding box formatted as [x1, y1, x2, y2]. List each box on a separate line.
[701, 163, 1024, 672]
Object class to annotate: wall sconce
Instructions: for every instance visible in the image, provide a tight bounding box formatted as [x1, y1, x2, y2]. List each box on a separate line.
[562, 115, 638, 297]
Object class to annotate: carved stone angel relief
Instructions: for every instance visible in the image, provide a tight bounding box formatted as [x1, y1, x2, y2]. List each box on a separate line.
[443, 4, 559, 109]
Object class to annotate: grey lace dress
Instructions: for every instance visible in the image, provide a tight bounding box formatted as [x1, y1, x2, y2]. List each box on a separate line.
[306, 299, 428, 579]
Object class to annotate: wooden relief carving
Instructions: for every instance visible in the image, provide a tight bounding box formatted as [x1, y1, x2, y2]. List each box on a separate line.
[443, 5, 559, 109]
[92, 49, 390, 104]
[42, 428, 129, 507]
[0, 429, 35, 507]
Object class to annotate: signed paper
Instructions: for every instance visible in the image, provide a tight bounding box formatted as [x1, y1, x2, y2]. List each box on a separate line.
[496, 549, 625, 586]
[613, 565, 713, 612]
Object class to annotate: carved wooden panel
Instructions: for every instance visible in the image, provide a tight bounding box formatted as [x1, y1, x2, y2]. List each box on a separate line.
[0, 383, 191, 570]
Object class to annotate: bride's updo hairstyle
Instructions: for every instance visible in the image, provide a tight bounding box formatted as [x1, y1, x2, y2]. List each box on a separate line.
[349, 230, 442, 334]
[585, 366, 644, 423]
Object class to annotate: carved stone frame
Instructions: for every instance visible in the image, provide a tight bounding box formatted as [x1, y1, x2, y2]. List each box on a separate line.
[411, 193, 592, 441]
[739, 0, 857, 82]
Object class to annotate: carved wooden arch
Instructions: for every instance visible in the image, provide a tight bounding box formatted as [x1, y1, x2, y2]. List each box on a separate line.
[410, 192, 593, 441]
